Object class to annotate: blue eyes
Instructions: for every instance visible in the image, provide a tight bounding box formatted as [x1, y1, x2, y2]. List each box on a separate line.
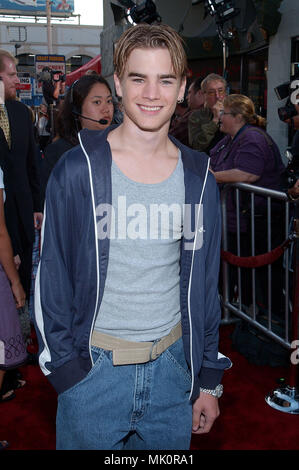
[131, 78, 174, 85]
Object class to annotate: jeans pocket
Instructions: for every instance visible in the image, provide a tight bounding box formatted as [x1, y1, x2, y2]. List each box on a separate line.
[59, 347, 107, 398]
[164, 338, 192, 386]
[90, 345, 108, 368]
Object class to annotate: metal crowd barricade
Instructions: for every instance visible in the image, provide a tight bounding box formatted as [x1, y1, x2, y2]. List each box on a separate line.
[220, 182, 299, 413]
[221, 183, 290, 345]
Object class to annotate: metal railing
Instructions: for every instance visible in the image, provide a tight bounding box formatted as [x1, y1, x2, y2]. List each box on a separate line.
[220, 182, 296, 350]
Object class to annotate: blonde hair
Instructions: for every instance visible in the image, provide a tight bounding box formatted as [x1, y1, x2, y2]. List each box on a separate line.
[0, 49, 17, 72]
[224, 94, 266, 128]
[114, 24, 188, 80]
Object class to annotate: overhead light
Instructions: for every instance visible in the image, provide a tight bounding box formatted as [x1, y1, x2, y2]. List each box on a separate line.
[205, 0, 239, 24]
[126, 0, 161, 25]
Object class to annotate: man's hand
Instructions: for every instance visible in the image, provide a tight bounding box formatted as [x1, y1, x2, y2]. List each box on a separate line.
[212, 100, 224, 124]
[34, 212, 44, 230]
[192, 392, 220, 434]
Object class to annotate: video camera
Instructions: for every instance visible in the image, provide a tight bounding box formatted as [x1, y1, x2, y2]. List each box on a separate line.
[275, 64, 299, 122]
[275, 82, 298, 121]
[38, 66, 66, 83]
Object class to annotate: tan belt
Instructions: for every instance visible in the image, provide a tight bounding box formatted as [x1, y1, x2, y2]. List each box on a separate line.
[91, 321, 182, 365]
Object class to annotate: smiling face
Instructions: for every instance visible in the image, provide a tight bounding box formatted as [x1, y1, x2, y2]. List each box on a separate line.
[79, 82, 114, 131]
[219, 106, 245, 137]
[0, 56, 20, 100]
[113, 47, 186, 134]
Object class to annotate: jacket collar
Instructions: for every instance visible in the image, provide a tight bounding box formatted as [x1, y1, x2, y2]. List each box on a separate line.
[79, 125, 209, 181]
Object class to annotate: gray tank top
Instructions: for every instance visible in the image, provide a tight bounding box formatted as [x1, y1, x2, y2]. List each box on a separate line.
[94, 151, 185, 341]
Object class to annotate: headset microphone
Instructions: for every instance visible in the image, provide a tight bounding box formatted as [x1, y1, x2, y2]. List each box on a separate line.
[72, 110, 108, 125]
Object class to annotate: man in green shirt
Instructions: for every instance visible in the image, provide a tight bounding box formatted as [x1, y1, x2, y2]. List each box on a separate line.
[188, 73, 227, 154]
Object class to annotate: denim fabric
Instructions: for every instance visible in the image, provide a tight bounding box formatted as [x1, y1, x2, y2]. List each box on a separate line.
[56, 337, 192, 450]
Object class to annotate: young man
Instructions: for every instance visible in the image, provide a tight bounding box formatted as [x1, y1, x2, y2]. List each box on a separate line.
[34, 24, 231, 450]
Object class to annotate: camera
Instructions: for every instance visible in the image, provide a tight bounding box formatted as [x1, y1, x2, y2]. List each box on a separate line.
[38, 67, 65, 83]
[275, 76, 299, 122]
[51, 70, 66, 83]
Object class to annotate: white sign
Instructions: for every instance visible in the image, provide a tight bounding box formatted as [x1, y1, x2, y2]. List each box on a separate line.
[17, 72, 32, 99]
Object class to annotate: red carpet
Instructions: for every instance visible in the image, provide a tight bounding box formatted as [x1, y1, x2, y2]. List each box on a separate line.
[1, 324, 298, 451]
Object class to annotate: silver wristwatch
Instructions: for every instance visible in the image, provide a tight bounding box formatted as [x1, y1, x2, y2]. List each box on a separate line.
[200, 384, 223, 398]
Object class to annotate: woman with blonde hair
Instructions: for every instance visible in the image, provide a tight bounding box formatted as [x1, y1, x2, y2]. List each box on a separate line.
[210, 94, 285, 316]
[210, 93, 284, 191]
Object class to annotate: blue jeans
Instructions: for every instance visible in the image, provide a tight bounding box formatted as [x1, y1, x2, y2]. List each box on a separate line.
[56, 337, 192, 450]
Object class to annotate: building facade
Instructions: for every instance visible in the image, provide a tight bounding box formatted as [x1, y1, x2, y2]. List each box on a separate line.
[0, 20, 102, 74]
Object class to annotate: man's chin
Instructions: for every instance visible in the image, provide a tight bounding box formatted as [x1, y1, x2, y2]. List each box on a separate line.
[6, 91, 16, 100]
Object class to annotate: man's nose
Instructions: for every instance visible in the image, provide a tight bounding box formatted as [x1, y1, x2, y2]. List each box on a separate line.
[143, 81, 160, 100]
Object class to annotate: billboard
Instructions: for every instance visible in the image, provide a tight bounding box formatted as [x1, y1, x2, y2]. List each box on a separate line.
[0, 1, 74, 16]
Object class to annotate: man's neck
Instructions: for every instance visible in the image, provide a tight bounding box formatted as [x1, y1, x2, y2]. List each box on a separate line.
[110, 118, 172, 159]
[107, 120, 179, 184]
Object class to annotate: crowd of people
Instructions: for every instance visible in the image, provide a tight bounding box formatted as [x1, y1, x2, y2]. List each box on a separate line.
[0, 21, 299, 451]
[0, 50, 114, 450]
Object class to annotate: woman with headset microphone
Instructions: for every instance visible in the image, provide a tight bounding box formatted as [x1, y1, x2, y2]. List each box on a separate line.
[41, 74, 114, 204]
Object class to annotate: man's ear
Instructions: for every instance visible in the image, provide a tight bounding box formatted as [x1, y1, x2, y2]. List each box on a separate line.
[114, 73, 122, 98]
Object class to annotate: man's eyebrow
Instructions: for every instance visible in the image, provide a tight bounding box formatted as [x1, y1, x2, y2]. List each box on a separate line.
[159, 74, 178, 80]
[127, 72, 178, 80]
[128, 72, 146, 78]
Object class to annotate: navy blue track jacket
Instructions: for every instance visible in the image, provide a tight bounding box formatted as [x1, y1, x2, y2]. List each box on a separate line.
[34, 126, 231, 400]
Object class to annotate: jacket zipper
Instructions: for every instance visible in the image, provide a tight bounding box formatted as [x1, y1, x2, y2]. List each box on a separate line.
[187, 158, 210, 399]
